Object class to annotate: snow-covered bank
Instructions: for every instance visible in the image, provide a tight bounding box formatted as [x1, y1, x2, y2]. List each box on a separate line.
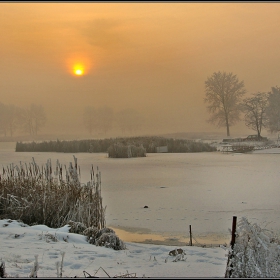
[0, 219, 227, 278]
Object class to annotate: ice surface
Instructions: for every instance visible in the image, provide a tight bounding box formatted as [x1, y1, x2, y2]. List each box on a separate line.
[1, 142, 280, 245]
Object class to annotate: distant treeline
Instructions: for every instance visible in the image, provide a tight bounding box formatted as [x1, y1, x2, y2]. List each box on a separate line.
[15, 136, 217, 153]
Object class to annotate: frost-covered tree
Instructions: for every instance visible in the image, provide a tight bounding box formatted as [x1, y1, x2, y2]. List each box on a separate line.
[266, 86, 280, 134]
[204, 71, 246, 136]
[242, 92, 269, 139]
[226, 217, 280, 278]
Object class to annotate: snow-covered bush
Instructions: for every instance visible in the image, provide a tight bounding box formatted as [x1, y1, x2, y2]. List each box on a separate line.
[68, 221, 87, 234]
[83, 226, 126, 250]
[226, 217, 280, 278]
[95, 231, 126, 250]
[83, 226, 99, 244]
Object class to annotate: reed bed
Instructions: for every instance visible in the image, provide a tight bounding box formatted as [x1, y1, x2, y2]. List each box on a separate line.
[15, 136, 217, 153]
[108, 143, 146, 158]
[0, 156, 106, 229]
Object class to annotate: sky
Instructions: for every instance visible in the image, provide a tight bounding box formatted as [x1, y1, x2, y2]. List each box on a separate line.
[1, 2, 280, 137]
[0, 218, 228, 278]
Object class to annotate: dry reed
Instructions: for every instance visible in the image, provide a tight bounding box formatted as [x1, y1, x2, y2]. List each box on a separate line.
[0, 156, 106, 229]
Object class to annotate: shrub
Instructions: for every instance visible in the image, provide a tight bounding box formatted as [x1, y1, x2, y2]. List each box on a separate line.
[68, 221, 87, 234]
[95, 230, 126, 250]
[83, 226, 100, 244]
[82, 226, 126, 250]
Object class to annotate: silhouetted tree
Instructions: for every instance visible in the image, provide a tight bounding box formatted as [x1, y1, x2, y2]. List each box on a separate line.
[116, 108, 143, 135]
[0, 103, 21, 137]
[266, 86, 280, 134]
[0, 103, 8, 136]
[83, 106, 98, 135]
[6, 104, 22, 137]
[204, 71, 246, 136]
[242, 92, 269, 139]
[97, 106, 114, 135]
[21, 104, 47, 136]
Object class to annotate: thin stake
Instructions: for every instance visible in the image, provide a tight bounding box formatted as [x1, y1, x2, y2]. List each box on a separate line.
[189, 225, 193, 246]
[230, 216, 237, 248]
[225, 216, 237, 278]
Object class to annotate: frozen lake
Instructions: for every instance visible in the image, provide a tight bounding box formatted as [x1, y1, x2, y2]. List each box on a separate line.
[1, 142, 280, 246]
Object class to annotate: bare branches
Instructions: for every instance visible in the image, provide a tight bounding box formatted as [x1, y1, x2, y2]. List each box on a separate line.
[21, 104, 47, 136]
[242, 92, 269, 138]
[204, 71, 246, 136]
[266, 86, 280, 133]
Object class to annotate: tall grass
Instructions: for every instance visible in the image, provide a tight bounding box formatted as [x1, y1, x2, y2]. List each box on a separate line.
[0, 156, 106, 229]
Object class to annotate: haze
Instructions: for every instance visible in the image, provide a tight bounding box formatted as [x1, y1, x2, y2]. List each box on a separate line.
[1, 2, 280, 139]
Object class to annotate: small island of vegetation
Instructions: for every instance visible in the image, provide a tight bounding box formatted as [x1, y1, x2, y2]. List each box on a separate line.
[15, 136, 216, 158]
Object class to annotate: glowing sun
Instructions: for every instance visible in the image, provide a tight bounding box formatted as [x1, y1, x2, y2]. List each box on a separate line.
[67, 55, 92, 77]
[73, 65, 84, 76]
[75, 69, 83, 75]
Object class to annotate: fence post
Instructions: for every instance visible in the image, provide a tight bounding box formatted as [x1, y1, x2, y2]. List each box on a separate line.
[230, 216, 237, 248]
[189, 225, 192, 246]
[225, 216, 237, 278]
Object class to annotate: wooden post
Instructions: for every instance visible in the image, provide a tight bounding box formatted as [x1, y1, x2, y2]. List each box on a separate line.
[230, 216, 237, 249]
[189, 225, 192, 246]
[225, 216, 237, 278]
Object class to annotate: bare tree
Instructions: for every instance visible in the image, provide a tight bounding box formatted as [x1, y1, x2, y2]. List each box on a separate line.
[0, 103, 8, 136]
[266, 86, 280, 134]
[0, 103, 21, 137]
[6, 104, 22, 137]
[97, 106, 114, 136]
[83, 106, 98, 135]
[83, 106, 114, 136]
[21, 104, 47, 136]
[116, 108, 143, 135]
[242, 92, 269, 139]
[204, 71, 246, 136]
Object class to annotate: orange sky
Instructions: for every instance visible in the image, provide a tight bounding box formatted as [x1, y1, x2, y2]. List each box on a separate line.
[1, 2, 280, 137]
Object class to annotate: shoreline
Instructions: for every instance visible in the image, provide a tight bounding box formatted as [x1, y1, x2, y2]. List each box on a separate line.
[110, 225, 231, 247]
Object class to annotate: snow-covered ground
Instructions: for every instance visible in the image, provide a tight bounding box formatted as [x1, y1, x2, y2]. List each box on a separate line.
[0, 219, 228, 278]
